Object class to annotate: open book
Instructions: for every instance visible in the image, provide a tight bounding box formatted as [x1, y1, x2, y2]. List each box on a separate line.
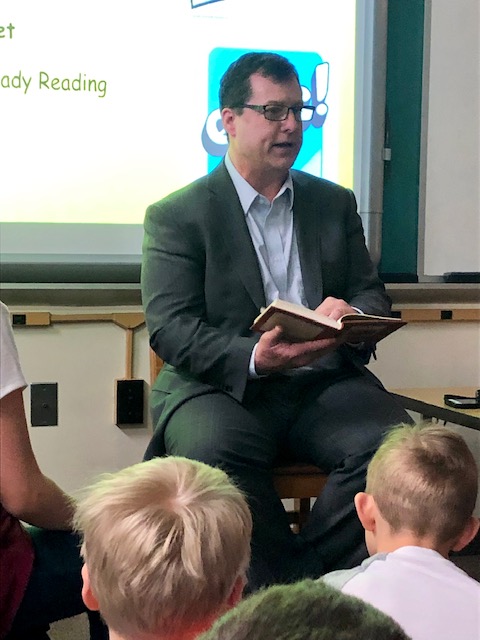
[251, 298, 406, 344]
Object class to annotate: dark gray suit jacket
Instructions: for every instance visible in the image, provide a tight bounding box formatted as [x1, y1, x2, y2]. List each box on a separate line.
[141, 162, 391, 454]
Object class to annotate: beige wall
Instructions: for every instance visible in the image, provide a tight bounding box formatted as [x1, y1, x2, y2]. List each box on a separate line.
[9, 306, 480, 509]
[11, 307, 151, 496]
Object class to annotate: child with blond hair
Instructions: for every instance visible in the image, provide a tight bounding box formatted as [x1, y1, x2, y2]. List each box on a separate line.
[322, 423, 480, 640]
[74, 456, 252, 640]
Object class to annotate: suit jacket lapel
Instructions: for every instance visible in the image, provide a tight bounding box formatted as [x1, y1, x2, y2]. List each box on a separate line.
[207, 164, 266, 311]
[293, 176, 324, 308]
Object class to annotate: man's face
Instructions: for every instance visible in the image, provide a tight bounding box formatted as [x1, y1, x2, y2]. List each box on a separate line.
[222, 72, 303, 181]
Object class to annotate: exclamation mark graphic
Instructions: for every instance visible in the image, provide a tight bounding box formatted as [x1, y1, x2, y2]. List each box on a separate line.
[313, 61, 329, 127]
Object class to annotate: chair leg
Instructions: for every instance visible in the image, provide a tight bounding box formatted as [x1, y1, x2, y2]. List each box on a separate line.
[298, 497, 311, 531]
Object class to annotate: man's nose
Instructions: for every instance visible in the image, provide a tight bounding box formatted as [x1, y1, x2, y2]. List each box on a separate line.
[281, 109, 300, 130]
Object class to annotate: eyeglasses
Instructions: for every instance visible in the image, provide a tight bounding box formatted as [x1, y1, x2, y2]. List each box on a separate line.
[232, 104, 316, 122]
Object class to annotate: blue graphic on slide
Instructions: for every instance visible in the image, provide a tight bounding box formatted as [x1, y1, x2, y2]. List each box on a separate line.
[191, 0, 222, 7]
[202, 48, 329, 176]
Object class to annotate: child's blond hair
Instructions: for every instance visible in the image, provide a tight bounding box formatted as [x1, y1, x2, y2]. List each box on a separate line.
[366, 423, 478, 545]
[75, 456, 252, 639]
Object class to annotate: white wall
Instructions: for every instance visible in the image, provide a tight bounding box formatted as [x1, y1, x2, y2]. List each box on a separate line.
[9, 307, 479, 501]
[368, 321, 479, 388]
[12, 308, 152, 496]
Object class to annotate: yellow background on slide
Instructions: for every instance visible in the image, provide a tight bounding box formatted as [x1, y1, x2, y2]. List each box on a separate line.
[0, 0, 355, 224]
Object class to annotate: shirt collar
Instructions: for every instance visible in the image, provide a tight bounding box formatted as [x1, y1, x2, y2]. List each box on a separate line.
[224, 153, 294, 215]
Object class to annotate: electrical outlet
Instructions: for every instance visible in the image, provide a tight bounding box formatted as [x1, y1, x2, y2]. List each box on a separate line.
[31, 383, 58, 426]
[115, 379, 144, 426]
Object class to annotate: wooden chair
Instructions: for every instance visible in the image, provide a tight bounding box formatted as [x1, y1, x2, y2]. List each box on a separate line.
[149, 350, 328, 530]
[273, 463, 328, 531]
[149, 349, 164, 385]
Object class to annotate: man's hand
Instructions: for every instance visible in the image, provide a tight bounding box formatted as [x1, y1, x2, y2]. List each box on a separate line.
[254, 326, 342, 375]
[315, 296, 357, 321]
[254, 297, 360, 375]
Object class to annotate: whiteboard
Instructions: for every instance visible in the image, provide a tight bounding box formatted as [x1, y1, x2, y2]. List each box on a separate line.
[421, 0, 480, 276]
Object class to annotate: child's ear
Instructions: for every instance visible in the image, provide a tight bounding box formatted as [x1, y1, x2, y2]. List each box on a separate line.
[354, 492, 377, 532]
[451, 516, 480, 552]
[81, 564, 100, 612]
[226, 575, 246, 608]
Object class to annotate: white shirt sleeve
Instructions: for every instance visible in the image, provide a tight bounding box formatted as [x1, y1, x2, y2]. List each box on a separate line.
[0, 302, 27, 399]
[248, 343, 261, 378]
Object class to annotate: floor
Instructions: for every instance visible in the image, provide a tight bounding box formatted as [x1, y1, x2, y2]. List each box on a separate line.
[49, 610, 107, 640]
[50, 614, 90, 640]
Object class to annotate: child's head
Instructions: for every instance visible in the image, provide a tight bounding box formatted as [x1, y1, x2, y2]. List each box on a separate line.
[74, 456, 252, 640]
[197, 579, 411, 640]
[356, 423, 479, 554]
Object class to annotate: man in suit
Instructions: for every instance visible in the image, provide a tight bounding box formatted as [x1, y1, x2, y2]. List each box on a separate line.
[142, 52, 410, 589]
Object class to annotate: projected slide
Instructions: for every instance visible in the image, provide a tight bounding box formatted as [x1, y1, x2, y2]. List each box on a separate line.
[0, 0, 355, 233]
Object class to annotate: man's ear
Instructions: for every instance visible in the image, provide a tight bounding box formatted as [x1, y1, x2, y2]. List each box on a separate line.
[451, 516, 480, 552]
[81, 564, 100, 612]
[354, 492, 377, 532]
[221, 108, 236, 138]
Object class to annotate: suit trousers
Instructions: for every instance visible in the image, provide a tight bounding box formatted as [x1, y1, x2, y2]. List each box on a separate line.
[156, 366, 411, 590]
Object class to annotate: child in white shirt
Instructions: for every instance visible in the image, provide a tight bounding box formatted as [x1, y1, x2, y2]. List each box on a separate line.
[322, 423, 480, 640]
